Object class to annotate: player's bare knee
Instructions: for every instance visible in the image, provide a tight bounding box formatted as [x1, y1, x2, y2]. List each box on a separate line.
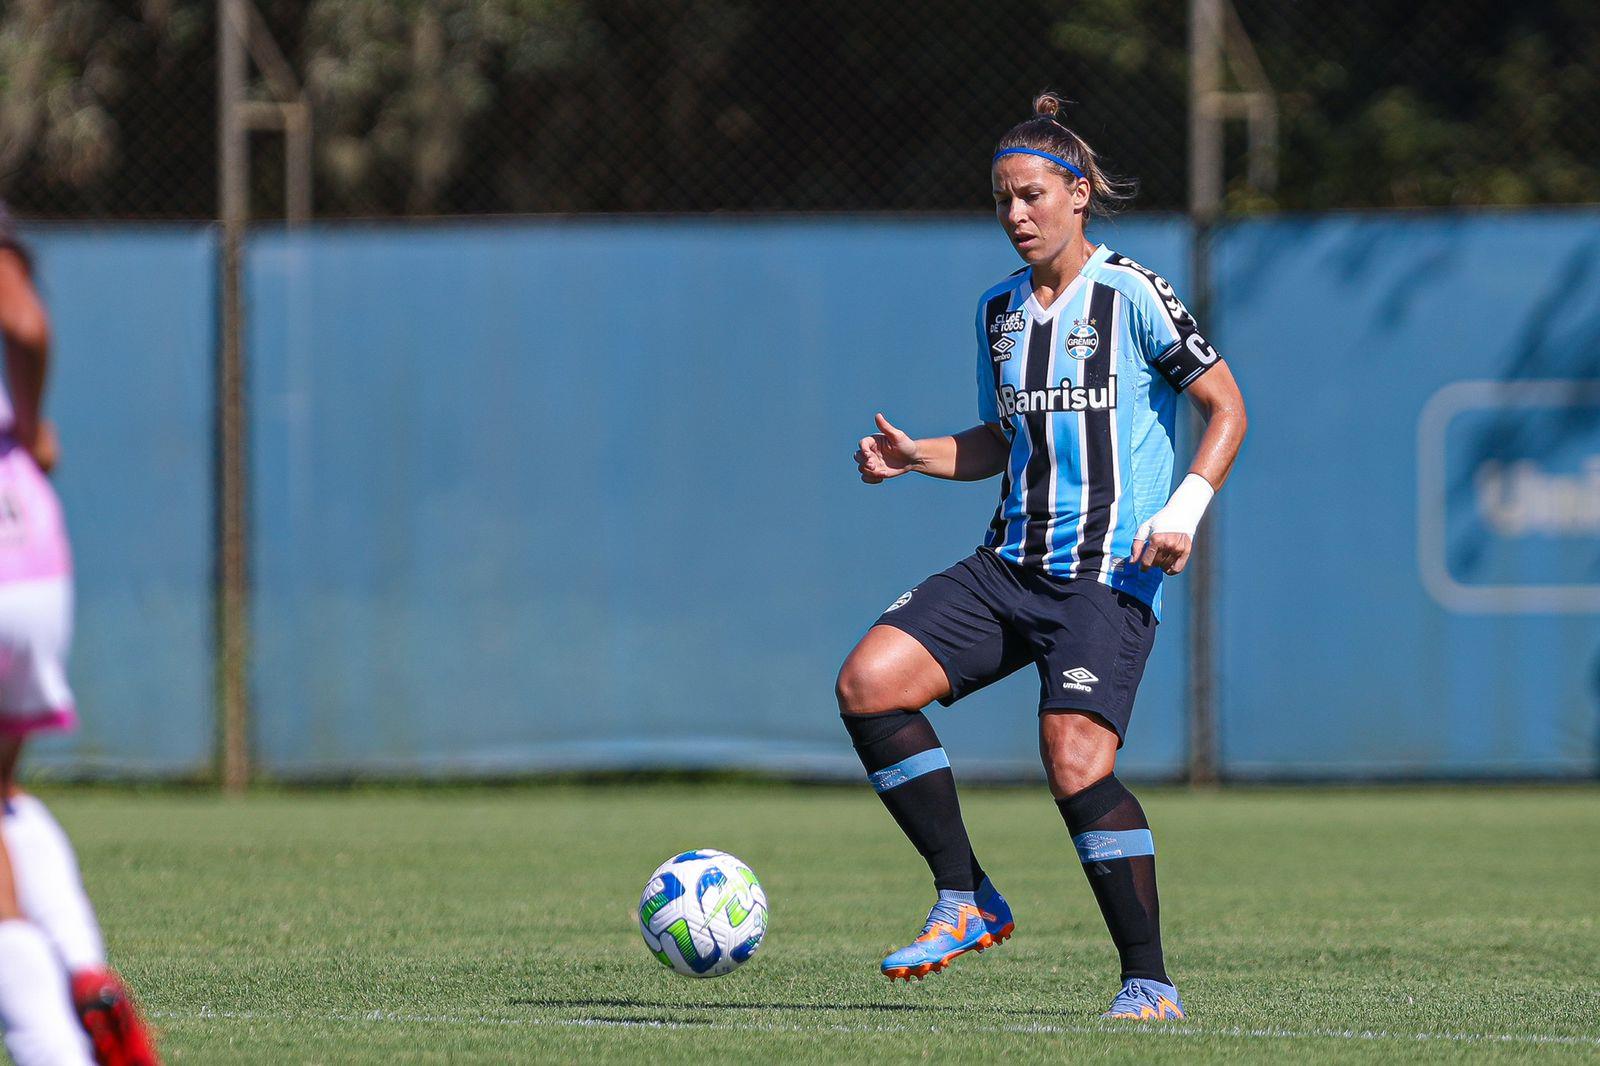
[1038, 742, 1078, 794]
[835, 655, 901, 716]
[1044, 757, 1106, 799]
[1040, 714, 1117, 797]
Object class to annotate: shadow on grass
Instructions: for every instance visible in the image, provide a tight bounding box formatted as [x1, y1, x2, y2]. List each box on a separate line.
[572, 1014, 716, 1026]
[513, 996, 926, 1014]
[515, 997, 1069, 1020]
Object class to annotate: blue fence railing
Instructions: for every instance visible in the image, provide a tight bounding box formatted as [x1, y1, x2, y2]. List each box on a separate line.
[19, 211, 1600, 779]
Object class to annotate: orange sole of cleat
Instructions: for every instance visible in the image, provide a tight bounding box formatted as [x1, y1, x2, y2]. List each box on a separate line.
[1105, 1012, 1186, 1021]
[881, 927, 1013, 981]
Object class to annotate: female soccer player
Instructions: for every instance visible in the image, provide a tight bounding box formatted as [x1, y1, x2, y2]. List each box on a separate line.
[0, 203, 158, 1065]
[837, 94, 1246, 1020]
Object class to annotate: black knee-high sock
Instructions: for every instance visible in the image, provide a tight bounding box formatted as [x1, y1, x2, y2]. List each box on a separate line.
[842, 710, 982, 892]
[1057, 774, 1168, 984]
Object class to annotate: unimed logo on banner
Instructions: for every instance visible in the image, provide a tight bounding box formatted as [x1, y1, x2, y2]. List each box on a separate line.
[1417, 380, 1600, 613]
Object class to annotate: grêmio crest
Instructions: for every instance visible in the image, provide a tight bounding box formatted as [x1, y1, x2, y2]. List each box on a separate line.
[1065, 318, 1098, 360]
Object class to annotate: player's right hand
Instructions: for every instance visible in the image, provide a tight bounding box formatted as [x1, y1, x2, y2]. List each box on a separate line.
[855, 413, 922, 483]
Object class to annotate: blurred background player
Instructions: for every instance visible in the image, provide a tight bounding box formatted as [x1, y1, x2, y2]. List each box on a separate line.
[0, 203, 157, 1066]
[839, 95, 1246, 1019]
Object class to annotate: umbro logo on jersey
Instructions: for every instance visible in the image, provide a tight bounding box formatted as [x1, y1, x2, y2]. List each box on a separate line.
[990, 309, 1026, 363]
[997, 377, 1118, 418]
[1062, 667, 1099, 693]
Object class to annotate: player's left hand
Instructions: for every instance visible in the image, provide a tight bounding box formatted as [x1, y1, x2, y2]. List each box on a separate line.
[1128, 528, 1191, 574]
[21, 420, 57, 475]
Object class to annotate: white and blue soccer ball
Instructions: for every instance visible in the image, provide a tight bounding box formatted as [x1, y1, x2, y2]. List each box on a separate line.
[638, 849, 768, 978]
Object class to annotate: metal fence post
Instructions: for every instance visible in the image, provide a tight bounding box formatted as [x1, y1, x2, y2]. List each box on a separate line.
[1186, 0, 1277, 784]
[217, 0, 251, 792]
[1184, 223, 1220, 786]
[1186, 0, 1224, 785]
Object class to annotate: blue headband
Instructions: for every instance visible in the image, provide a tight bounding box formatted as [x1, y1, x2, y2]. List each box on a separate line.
[993, 147, 1086, 181]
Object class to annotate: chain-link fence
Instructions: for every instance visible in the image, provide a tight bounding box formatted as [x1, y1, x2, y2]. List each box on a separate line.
[1, 0, 1597, 219]
[1249, 0, 1600, 210]
[0, 0, 214, 218]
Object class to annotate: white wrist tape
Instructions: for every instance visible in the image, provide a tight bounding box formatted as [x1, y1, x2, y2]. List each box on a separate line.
[1135, 473, 1215, 541]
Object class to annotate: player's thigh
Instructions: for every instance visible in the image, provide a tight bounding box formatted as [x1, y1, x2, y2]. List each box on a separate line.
[835, 624, 951, 715]
[0, 829, 20, 919]
[0, 737, 20, 918]
[838, 564, 1027, 715]
[0, 729, 23, 942]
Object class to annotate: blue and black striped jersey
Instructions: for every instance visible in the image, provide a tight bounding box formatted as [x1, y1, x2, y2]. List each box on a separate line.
[975, 244, 1220, 617]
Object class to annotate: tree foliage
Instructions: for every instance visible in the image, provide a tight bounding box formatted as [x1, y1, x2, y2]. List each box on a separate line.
[0, 0, 1596, 217]
[0, 0, 200, 203]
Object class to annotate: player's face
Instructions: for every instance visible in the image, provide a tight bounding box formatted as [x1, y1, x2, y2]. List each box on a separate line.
[992, 155, 1090, 265]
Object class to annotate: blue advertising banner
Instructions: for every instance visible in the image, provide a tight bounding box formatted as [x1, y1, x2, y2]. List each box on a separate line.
[18, 226, 217, 776]
[1212, 212, 1600, 776]
[12, 212, 1595, 780]
[1420, 380, 1600, 612]
[245, 217, 1191, 780]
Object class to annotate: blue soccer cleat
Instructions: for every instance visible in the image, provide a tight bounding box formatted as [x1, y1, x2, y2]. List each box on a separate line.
[975, 876, 1015, 942]
[1101, 977, 1186, 1020]
[881, 895, 1008, 981]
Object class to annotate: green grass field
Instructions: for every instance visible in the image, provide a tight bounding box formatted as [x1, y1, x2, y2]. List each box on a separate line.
[38, 783, 1600, 1063]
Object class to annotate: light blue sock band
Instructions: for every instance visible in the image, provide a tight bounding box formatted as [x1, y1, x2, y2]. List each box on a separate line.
[869, 748, 950, 793]
[1072, 828, 1155, 863]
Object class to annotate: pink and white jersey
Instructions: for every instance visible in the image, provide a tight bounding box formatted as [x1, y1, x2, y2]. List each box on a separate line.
[0, 199, 67, 582]
[0, 203, 69, 583]
[0, 200, 75, 733]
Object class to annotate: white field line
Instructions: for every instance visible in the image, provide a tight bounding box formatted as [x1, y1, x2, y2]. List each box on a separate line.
[152, 1008, 1600, 1049]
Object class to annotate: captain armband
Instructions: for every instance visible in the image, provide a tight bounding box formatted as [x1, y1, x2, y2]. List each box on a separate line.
[1151, 330, 1222, 392]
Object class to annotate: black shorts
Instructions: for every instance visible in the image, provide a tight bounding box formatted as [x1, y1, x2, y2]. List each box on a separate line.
[874, 549, 1158, 744]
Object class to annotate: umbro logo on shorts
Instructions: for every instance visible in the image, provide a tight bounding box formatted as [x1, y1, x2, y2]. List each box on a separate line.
[1062, 667, 1099, 693]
